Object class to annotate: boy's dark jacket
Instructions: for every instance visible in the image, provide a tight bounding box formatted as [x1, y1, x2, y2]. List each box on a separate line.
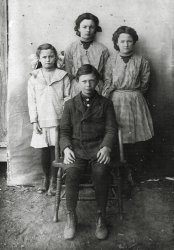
[60, 92, 117, 160]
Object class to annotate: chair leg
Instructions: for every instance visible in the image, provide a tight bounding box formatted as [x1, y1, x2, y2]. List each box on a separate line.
[53, 167, 62, 222]
[112, 171, 123, 220]
[117, 175, 123, 220]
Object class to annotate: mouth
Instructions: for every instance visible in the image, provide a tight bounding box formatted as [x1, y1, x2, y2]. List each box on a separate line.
[85, 89, 92, 92]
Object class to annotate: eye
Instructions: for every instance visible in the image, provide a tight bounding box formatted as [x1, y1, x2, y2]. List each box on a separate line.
[89, 80, 95, 84]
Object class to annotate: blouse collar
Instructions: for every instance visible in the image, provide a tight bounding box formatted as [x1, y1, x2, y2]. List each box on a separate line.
[119, 51, 134, 57]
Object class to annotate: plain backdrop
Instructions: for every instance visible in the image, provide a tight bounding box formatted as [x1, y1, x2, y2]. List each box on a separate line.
[7, 0, 174, 185]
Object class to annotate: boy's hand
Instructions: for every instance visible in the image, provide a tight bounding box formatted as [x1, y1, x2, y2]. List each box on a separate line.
[64, 147, 76, 164]
[33, 122, 42, 134]
[97, 146, 111, 164]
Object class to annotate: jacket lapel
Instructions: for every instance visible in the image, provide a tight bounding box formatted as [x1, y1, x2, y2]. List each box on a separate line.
[74, 92, 102, 121]
[83, 94, 102, 120]
[74, 94, 86, 115]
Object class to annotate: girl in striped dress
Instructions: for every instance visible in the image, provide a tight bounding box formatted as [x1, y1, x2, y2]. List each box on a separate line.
[65, 12, 110, 97]
[103, 26, 154, 182]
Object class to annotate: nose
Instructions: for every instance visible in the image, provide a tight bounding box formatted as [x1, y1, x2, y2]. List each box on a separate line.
[86, 81, 91, 87]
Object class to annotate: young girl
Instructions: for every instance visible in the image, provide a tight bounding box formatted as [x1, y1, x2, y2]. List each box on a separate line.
[28, 43, 71, 195]
[103, 26, 154, 182]
[65, 12, 110, 96]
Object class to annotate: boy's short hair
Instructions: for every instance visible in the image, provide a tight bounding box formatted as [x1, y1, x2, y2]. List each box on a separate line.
[76, 64, 101, 81]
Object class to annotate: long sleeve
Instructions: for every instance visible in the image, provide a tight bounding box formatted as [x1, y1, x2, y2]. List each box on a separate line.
[64, 45, 74, 81]
[63, 75, 72, 102]
[139, 57, 150, 94]
[100, 48, 110, 78]
[60, 101, 72, 152]
[102, 57, 113, 97]
[100, 100, 117, 149]
[28, 78, 38, 123]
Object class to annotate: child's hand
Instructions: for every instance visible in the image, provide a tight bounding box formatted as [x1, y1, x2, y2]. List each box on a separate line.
[64, 147, 76, 164]
[33, 122, 42, 134]
[97, 146, 111, 164]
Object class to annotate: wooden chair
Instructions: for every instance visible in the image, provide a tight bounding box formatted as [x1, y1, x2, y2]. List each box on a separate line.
[52, 126, 124, 222]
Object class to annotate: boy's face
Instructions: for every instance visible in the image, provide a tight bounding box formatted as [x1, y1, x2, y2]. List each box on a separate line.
[78, 73, 98, 97]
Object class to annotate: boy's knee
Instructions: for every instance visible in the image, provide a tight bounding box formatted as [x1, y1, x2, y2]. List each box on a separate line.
[92, 163, 109, 179]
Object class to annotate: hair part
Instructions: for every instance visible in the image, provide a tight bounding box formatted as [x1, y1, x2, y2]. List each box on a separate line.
[74, 12, 102, 37]
[112, 26, 139, 51]
[76, 64, 100, 81]
[35, 43, 58, 69]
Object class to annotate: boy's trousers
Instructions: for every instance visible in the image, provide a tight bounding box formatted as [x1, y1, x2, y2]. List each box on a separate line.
[64, 158, 111, 214]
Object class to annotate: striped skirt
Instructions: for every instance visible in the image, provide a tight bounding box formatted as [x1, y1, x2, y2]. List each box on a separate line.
[111, 90, 154, 144]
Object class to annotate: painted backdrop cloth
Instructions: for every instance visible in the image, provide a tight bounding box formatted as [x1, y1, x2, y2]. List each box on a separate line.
[65, 39, 109, 96]
[103, 52, 154, 143]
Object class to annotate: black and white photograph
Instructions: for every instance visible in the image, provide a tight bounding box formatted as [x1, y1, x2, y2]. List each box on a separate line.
[0, 0, 174, 249]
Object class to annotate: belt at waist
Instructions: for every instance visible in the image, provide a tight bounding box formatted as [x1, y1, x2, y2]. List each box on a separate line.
[114, 89, 140, 93]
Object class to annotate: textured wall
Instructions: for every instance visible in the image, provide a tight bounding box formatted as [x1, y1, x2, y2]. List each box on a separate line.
[0, 0, 7, 145]
[7, 0, 174, 185]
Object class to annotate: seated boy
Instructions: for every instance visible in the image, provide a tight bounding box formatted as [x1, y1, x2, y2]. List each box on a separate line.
[60, 64, 117, 240]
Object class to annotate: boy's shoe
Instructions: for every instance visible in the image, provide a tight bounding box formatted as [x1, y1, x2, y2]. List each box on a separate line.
[47, 177, 56, 196]
[95, 212, 108, 240]
[64, 211, 77, 240]
[37, 177, 49, 193]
